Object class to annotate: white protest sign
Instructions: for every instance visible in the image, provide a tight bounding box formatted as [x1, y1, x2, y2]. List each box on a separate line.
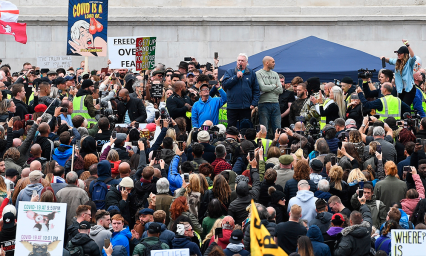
[108, 36, 141, 69]
[15, 202, 67, 256]
[37, 56, 72, 69]
[151, 248, 189, 256]
[392, 229, 426, 256]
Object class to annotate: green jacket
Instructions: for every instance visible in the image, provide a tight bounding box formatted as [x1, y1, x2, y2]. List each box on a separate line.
[132, 236, 169, 255]
[350, 193, 387, 229]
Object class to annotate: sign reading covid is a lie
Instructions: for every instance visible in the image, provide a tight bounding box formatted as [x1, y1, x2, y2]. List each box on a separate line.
[67, 0, 108, 56]
[15, 202, 67, 256]
[135, 37, 156, 71]
[392, 229, 426, 256]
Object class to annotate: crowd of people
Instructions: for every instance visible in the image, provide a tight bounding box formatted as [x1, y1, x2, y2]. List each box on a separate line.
[0, 39, 424, 256]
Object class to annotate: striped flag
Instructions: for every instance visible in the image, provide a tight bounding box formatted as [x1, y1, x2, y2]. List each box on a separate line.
[0, 0, 19, 22]
[0, 0, 26, 44]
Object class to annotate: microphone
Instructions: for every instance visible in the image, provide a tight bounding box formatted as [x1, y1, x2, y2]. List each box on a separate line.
[238, 65, 243, 79]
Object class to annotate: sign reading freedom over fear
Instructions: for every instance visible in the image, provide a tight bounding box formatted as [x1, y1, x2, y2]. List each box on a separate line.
[391, 229, 426, 256]
[135, 37, 156, 71]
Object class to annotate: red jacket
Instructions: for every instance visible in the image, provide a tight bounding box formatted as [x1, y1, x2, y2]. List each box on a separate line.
[209, 229, 233, 249]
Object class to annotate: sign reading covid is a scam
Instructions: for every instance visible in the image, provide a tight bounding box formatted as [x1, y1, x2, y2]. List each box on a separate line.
[391, 229, 426, 256]
[108, 36, 144, 69]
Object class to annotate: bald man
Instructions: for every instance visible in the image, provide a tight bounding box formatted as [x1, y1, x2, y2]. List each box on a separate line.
[30, 160, 42, 172]
[21, 168, 30, 178]
[27, 144, 44, 166]
[12, 161, 50, 205]
[12, 138, 22, 148]
[323, 82, 334, 98]
[117, 88, 147, 125]
[34, 123, 53, 160]
[256, 56, 283, 139]
[203, 120, 213, 128]
[117, 162, 130, 179]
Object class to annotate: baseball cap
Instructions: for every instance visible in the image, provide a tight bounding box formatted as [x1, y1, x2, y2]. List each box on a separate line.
[79, 221, 91, 229]
[186, 72, 195, 77]
[3, 212, 15, 229]
[310, 159, 323, 172]
[197, 130, 210, 142]
[226, 126, 239, 136]
[146, 123, 156, 132]
[229, 229, 244, 244]
[5, 168, 19, 177]
[64, 75, 76, 81]
[148, 222, 162, 234]
[55, 77, 66, 85]
[107, 205, 120, 213]
[81, 79, 94, 89]
[200, 83, 209, 90]
[138, 208, 154, 216]
[394, 46, 409, 54]
[345, 118, 357, 127]
[279, 155, 293, 165]
[29, 170, 43, 182]
[34, 104, 48, 113]
[341, 76, 353, 85]
[222, 216, 235, 230]
[119, 177, 134, 188]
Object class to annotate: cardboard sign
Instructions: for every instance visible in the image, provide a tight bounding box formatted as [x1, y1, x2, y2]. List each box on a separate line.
[108, 36, 139, 69]
[15, 202, 67, 256]
[37, 56, 72, 69]
[67, 0, 108, 56]
[391, 229, 426, 256]
[135, 37, 156, 71]
[151, 83, 163, 98]
[151, 248, 189, 256]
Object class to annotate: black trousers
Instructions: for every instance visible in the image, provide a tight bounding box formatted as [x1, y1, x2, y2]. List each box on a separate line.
[399, 85, 416, 106]
[227, 108, 252, 128]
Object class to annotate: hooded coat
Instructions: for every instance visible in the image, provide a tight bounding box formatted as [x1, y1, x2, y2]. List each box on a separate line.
[334, 204, 373, 256]
[89, 160, 120, 195]
[309, 211, 333, 234]
[103, 227, 132, 256]
[223, 243, 250, 256]
[323, 226, 344, 255]
[89, 225, 112, 254]
[284, 178, 317, 202]
[16, 183, 44, 214]
[142, 222, 175, 248]
[172, 235, 202, 256]
[209, 228, 233, 249]
[52, 144, 73, 166]
[228, 170, 260, 225]
[0, 224, 16, 256]
[287, 190, 317, 223]
[305, 225, 331, 256]
[69, 233, 101, 256]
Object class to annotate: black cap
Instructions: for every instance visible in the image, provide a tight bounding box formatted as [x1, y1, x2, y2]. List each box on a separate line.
[79, 221, 91, 230]
[55, 77, 66, 85]
[229, 229, 244, 244]
[226, 126, 239, 136]
[125, 74, 136, 84]
[200, 83, 209, 90]
[6, 168, 19, 177]
[178, 61, 188, 69]
[3, 212, 15, 229]
[310, 159, 324, 172]
[40, 69, 50, 74]
[394, 46, 409, 54]
[56, 68, 66, 75]
[341, 76, 354, 85]
[148, 222, 162, 234]
[81, 79, 94, 89]
[41, 77, 52, 84]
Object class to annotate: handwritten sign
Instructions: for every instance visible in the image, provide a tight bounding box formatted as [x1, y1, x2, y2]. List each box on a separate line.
[135, 37, 156, 71]
[151, 248, 189, 256]
[391, 229, 426, 256]
[151, 83, 163, 98]
[37, 56, 73, 69]
[15, 202, 67, 256]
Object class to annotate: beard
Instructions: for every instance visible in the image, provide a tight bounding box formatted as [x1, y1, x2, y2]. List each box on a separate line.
[119, 73, 125, 79]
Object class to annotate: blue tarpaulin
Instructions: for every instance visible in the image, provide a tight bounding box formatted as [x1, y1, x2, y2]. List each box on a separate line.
[218, 36, 383, 83]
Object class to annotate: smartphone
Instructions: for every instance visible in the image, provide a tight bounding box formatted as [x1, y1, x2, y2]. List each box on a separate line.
[358, 188, 364, 198]
[376, 145, 382, 154]
[155, 150, 162, 160]
[57, 116, 61, 126]
[214, 52, 218, 59]
[257, 140, 262, 149]
[134, 122, 139, 128]
[110, 163, 114, 169]
[215, 227, 223, 238]
[404, 166, 412, 173]
[382, 57, 386, 68]
[285, 148, 291, 155]
[249, 150, 255, 161]
[32, 189, 37, 197]
[112, 131, 117, 139]
[209, 80, 218, 85]
[184, 173, 189, 183]
[255, 125, 261, 133]
[184, 57, 192, 61]
[331, 156, 337, 166]
[101, 68, 108, 74]
[104, 238, 110, 249]
[396, 120, 404, 126]
[178, 141, 183, 151]
[6, 182, 10, 192]
[61, 107, 68, 112]
[8, 112, 14, 118]
[417, 138, 422, 145]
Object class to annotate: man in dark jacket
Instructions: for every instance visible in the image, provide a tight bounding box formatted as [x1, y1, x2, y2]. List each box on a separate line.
[130, 166, 158, 216]
[67, 221, 101, 256]
[166, 81, 192, 130]
[244, 204, 276, 251]
[0, 212, 16, 256]
[228, 164, 261, 225]
[308, 199, 333, 234]
[141, 211, 175, 248]
[112, 133, 130, 160]
[187, 131, 216, 163]
[117, 88, 147, 124]
[34, 123, 53, 161]
[306, 225, 332, 256]
[222, 54, 260, 128]
[105, 177, 134, 225]
[93, 117, 112, 152]
[12, 83, 38, 119]
[334, 196, 372, 256]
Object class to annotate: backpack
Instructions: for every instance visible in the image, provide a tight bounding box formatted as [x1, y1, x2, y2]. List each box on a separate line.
[217, 138, 239, 164]
[92, 177, 113, 210]
[140, 240, 163, 256]
[67, 240, 85, 256]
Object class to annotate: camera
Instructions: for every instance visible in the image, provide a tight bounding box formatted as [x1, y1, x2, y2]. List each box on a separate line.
[160, 107, 170, 120]
[60, 107, 68, 112]
[357, 68, 376, 79]
[334, 79, 341, 86]
[296, 116, 305, 123]
[403, 111, 420, 130]
[309, 118, 321, 140]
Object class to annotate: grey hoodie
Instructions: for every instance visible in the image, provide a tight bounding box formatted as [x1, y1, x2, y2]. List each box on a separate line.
[89, 225, 112, 254]
[287, 190, 317, 223]
[16, 183, 44, 213]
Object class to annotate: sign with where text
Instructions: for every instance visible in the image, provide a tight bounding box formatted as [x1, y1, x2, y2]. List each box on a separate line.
[135, 37, 156, 71]
[391, 229, 426, 256]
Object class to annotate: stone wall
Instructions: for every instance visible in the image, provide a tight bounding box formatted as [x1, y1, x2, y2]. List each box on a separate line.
[1, 0, 426, 71]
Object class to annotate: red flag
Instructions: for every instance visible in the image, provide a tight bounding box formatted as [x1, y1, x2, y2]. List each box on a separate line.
[0, 20, 26, 44]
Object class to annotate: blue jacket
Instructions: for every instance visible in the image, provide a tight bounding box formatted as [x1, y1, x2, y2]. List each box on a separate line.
[103, 227, 131, 256]
[325, 138, 339, 155]
[412, 87, 426, 118]
[142, 222, 175, 248]
[172, 235, 201, 256]
[389, 56, 417, 94]
[191, 88, 227, 128]
[232, 156, 247, 175]
[397, 156, 411, 179]
[222, 66, 260, 109]
[168, 155, 182, 193]
[52, 144, 73, 166]
[89, 160, 120, 194]
[306, 225, 331, 256]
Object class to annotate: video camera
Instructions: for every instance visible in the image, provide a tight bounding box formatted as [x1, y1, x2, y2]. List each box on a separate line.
[309, 118, 321, 140]
[160, 107, 170, 120]
[200, 125, 221, 142]
[403, 111, 420, 130]
[358, 69, 376, 79]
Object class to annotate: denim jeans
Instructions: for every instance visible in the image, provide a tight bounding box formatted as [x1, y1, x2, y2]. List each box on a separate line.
[258, 102, 281, 139]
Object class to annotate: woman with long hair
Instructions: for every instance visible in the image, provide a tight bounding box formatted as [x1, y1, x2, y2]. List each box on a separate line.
[347, 168, 367, 199]
[284, 160, 316, 202]
[340, 143, 361, 168]
[328, 165, 350, 209]
[381, 39, 417, 105]
[169, 196, 203, 235]
[199, 174, 231, 222]
[311, 86, 345, 127]
[201, 199, 224, 239]
[297, 236, 315, 256]
[375, 220, 401, 254]
[348, 130, 365, 165]
[346, 93, 363, 128]
[83, 153, 98, 171]
[173, 174, 202, 217]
